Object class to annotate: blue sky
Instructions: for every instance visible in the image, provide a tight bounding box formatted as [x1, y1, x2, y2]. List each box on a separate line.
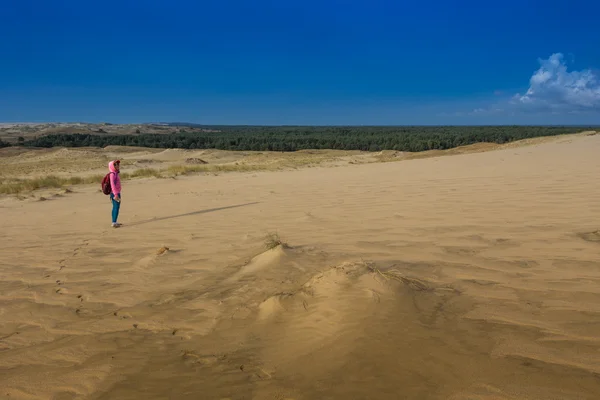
[1, 0, 600, 125]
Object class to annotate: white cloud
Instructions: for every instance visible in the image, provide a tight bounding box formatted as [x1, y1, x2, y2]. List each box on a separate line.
[512, 53, 600, 112]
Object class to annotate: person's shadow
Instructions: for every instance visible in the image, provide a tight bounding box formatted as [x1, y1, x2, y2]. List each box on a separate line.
[126, 202, 260, 227]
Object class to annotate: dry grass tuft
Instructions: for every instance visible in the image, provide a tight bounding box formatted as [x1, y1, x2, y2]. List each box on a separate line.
[0, 174, 103, 195]
[167, 163, 263, 177]
[124, 168, 164, 179]
[366, 263, 432, 291]
[0, 151, 348, 195]
[157, 246, 170, 255]
[264, 232, 288, 250]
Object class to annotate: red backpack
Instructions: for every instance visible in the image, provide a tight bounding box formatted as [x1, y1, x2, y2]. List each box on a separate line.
[101, 172, 113, 195]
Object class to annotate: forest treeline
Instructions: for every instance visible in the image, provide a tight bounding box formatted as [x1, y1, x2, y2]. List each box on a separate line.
[15, 126, 598, 152]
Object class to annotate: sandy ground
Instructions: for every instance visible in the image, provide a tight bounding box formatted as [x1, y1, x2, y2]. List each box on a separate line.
[1, 134, 600, 399]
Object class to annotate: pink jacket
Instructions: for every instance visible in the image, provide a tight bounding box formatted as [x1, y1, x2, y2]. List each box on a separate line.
[108, 161, 121, 196]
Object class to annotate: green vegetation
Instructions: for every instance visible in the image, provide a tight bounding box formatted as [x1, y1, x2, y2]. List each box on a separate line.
[21, 126, 597, 152]
[0, 140, 11, 148]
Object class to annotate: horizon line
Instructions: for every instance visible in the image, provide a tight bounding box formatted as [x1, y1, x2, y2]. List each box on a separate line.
[2, 122, 600, 128]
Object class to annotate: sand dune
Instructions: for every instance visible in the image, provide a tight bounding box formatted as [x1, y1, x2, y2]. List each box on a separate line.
[1, 134, 600, 399]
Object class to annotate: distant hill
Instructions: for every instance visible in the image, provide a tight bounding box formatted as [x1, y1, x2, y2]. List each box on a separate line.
[0, 122, 218, 144]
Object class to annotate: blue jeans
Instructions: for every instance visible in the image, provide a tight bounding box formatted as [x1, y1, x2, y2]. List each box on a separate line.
[110, 193, 121, 223]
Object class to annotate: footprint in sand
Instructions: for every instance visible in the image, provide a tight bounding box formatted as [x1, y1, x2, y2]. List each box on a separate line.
[113, 311, 132, 319]
[578, 230, 600, 243]
[134, 246, 172, 268]
[442, 246, 480, 256]
[71, 239, 90, 257]
[181, 350, 226, 366]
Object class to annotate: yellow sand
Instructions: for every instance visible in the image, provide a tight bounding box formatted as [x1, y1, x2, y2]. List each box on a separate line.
[1, 133, 600, 399]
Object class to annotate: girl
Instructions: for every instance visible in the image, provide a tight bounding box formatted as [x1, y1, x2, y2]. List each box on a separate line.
[108, 160, 122, 228]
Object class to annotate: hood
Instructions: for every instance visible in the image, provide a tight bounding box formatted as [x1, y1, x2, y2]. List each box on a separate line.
[108, 161, 118, 173]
